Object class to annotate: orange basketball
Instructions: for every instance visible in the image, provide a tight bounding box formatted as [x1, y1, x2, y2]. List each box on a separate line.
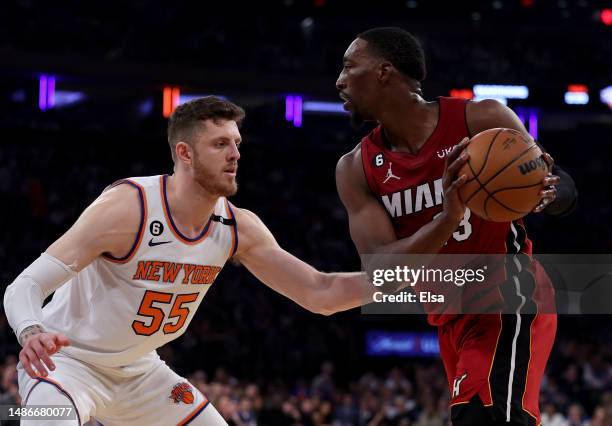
[458, 128, 549, 222]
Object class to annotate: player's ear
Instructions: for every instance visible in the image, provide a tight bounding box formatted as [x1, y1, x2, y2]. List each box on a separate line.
[378, 61, 393, 83]
[175, 141, 193, 166]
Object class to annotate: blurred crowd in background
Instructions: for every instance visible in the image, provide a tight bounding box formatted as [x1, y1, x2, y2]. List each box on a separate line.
[1, 331, 612, 425]
[3, 1, 612, 89]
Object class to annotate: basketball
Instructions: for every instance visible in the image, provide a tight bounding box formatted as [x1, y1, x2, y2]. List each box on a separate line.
[458, 128, 549, 222]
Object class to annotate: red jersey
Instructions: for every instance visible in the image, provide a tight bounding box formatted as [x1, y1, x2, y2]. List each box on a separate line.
[360, 97, 534, 325]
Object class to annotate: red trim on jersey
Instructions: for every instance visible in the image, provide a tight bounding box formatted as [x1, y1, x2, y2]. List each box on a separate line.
[102, 179, 148, 264]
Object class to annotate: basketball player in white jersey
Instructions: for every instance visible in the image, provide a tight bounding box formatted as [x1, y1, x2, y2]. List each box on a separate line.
[4, 96, 370, 425]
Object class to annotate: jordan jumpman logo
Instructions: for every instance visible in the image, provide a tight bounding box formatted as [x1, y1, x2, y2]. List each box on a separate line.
[383, 162, 400, 183]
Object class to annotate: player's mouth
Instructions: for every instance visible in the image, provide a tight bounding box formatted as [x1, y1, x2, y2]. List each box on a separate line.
[223, 165, 237, 177]
[339, 93, 352, 110]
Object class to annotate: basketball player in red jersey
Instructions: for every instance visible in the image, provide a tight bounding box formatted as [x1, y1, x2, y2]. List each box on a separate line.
[335, 28, 577, 425]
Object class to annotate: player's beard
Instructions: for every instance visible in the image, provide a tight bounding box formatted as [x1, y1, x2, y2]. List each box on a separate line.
[192, 155, 238, 198]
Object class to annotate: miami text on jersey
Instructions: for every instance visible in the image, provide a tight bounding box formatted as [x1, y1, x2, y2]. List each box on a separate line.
[381, 178, 443, 218]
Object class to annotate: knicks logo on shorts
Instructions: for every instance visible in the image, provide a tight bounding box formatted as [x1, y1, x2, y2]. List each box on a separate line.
[170, 382, 194, 404]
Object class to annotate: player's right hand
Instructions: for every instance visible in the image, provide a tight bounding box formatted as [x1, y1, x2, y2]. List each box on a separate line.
[441, 137, 470, 225]
[19, 332, 70, 379]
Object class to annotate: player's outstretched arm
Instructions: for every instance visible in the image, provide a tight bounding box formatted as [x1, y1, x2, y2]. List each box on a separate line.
[232, 207, 371, 316]
[466, 99, 578, 216]
[3, 183, 141, 378]
[335, 143, 469, 256]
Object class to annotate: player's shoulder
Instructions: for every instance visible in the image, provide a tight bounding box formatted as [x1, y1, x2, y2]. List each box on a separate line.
[100, 175, 163, 209]
[465, 98, 508, 121]
[230, 205, 275, 256]
[336, 142, 372, 207]
[231, 204, 260, 225]
[337, 123, 384, 172]
[100, 180, 142, 207]
[336, 142, 363, 176]
[102, 175, 160, 193]
[466, 98, 525, 136]
[85, 179, 143, 228]
[230, 204, 267, 236]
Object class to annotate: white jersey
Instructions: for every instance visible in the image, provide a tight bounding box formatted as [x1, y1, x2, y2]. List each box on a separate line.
[42, 175, 237, 369]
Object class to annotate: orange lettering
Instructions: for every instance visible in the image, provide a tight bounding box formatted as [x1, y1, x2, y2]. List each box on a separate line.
[200, 266, 212, 284]
[147, 261, 163, 281]
[163, 262, 182, 283]
[191, 265, 204, 284]
[132, 261, 150, 280]
[207, 266, 221, 284]
[182, 264, 197, 284]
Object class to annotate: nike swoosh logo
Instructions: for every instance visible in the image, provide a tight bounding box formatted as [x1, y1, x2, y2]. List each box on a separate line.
[148, 238, 172, 247]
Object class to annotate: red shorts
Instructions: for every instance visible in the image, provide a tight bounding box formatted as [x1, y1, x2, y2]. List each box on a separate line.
[439, 262, 557, 425]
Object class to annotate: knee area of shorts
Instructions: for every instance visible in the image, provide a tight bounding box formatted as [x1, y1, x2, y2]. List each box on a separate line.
[26, 381, 73, 405]
[22, 383, 80, 426]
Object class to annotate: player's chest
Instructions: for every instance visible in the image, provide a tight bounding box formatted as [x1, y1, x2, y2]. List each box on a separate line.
[107, 238, 228, 291]
[372, 151, 446, 219]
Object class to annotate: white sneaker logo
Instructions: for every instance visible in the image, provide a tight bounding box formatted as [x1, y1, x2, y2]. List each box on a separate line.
[383, 162, 400, 183]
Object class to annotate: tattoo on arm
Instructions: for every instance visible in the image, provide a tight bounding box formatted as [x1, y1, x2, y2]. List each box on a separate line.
[19, 324, 44, 346]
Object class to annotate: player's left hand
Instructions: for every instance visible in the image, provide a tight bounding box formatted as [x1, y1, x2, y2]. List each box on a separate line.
[533, 152, 560, 213]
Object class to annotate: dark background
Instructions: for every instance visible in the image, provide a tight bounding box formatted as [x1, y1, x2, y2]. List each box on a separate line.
[1, 1, 611, 425]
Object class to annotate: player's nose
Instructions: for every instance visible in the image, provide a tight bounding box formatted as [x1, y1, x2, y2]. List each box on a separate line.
[336, 73, 346, 91]
[228, 142, 240, 161]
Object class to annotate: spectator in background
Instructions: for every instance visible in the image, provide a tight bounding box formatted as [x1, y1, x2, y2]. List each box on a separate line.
[0, 355, 20, 405]
[602, 392, 612, 424]
[415, 399, 444, 426]
[334, 393, 358, 425]
[587, 406, 606, 426]
[312, 361, 336, 400]
[565, 403, 588, 426]
[384, 367, 412, 395]
[582, 355, 612, 391]
[217, 396, 242, 426]
[561, 364, 586, 404]
[358, 391, 381, 425]
[542, 403, 567, 426]
[317, 400, 333, 425]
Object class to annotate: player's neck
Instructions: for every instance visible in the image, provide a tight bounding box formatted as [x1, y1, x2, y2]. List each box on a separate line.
[379, 96, 439, 155]
[165, 173, 218, 238]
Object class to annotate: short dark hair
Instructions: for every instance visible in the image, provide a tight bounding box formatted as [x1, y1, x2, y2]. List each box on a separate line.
[357, 27, 426, 81]
[167, 96, 245, 162]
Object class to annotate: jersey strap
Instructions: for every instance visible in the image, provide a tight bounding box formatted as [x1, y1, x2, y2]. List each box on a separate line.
[102, 179, 148, 264]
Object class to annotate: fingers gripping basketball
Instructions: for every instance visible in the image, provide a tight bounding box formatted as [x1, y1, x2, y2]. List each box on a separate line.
[458, 128, 549, 222]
